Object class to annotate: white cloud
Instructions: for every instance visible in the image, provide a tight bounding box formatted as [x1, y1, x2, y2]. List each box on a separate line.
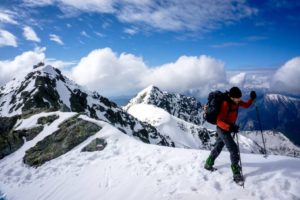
[0, 10, 18, 25]
[23, 0, 257, 33]
[124, 27, 138, 35]
[80, 31, 90, 38]
[141, 55, 226, 93]
[117, 0, 256, 32]
[95, 31, 105, 37]
[71, 48, 147, 95]
[211, 42, 245, 48]
[229, 72, 246, 86]
[0, 47, 45, 86]
[58, 0, 115, 13]
[0, 29, 17, 47]
[49, 34, 64, 45]
[23, 0, 54, 6]
[70, 48, 226, 96]
[23, 26, 41, 42]
[271, 56, 300, 95]
[45, 58, 76, 69]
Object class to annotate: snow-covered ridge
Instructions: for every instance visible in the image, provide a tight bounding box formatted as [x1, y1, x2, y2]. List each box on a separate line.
[1, 111, 300, 200]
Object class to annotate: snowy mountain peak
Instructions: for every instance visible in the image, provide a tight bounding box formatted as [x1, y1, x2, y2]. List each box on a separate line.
[34, 64, 59, 75]
[124, 86, 204, 125]
[0, 64, 81, 116]
[0, 64, 174, 149]
[124, 85, 162, 109]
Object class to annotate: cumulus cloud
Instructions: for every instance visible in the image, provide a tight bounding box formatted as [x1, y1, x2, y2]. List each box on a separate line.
[229, 72, 246, 86]
[49, 34, 64, 45]
[141, 55, 226, 93]
[71, 48, 148, 95]
[23, 0, 257, 33]
[0, 47, 45, 86]
[23, 26, 41, 42]
[45, 58, 76, 69]
[70, 48, 226, 96]
[271, 56, 300, 95]
[0, 29, 17, 47]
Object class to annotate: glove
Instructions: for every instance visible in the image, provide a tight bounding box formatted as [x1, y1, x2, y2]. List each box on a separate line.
[250, 91, 257, 100]
[230, 124, 239, 133]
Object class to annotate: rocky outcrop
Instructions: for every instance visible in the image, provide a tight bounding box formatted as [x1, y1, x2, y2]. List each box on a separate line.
[23, 116, 102, 167]
[37, 115, 59, 125]
[0, 116, 43, 159]
[82, 138, 107, 152]
[0, 116, 21, 159]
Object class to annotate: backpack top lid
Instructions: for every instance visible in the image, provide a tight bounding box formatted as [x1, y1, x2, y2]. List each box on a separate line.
[204, 91, 229, 124]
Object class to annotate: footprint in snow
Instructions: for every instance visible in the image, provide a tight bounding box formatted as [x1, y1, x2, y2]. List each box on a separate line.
[213, 181, 222, 191]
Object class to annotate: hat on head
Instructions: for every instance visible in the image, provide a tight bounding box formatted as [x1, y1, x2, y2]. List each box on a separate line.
[229, 87, 242, 98]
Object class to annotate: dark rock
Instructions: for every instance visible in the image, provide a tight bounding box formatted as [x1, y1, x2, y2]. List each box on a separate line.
[37, 115, 59, 125]
[13, 126, 44, 141]
[33, 62, 45, 69]
[82, 138, 107, 152]
[23, 116, 102, 167]
[0, 116, 22, 159]
[70, 89, 87, 113]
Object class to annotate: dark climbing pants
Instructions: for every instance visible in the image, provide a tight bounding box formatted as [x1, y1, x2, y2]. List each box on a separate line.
[210, 127, 240, 165]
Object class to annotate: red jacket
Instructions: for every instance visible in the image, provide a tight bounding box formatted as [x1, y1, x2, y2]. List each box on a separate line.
[217, 98, 253, 132]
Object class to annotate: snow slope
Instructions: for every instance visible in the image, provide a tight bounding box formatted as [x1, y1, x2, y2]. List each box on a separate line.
[127, 103, 263, 154]
[1, 112, 300, 200]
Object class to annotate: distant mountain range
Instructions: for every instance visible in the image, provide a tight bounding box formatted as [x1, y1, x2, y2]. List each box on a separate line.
[238, 93, 300, 146]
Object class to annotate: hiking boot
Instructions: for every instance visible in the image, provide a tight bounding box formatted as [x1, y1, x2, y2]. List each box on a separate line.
[204, 155, 215, 171]
[231, 164, 244, 181]
[233, 173, 244, 183]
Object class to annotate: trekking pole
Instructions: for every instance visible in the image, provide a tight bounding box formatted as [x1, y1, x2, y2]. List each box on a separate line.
[235, 132, 244, 188]
[254, 100, 268, 158]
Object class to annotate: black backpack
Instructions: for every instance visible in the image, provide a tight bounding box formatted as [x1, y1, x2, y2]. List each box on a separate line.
[203, 91, 228, 124]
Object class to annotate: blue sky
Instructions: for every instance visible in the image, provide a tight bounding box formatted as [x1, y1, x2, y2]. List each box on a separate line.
[1, 0, 300, 96]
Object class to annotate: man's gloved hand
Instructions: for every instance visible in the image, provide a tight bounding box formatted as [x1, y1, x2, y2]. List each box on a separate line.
[250, 91, 257, 100]
[230, 124, 239, 133]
